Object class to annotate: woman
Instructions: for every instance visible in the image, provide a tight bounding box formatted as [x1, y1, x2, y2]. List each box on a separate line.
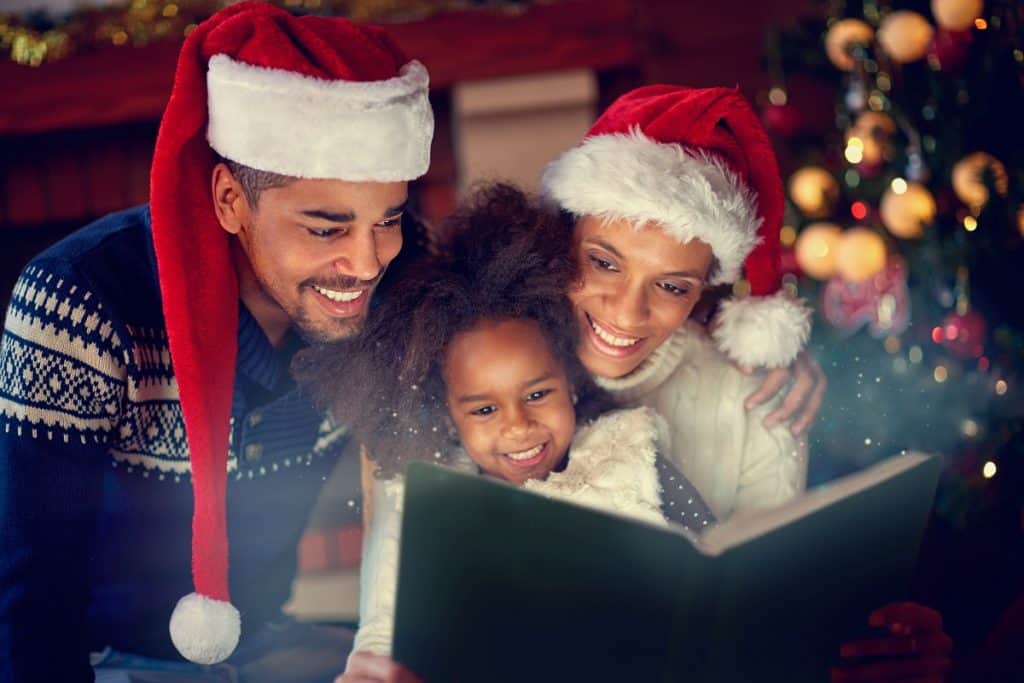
[540, 85, 814, 520]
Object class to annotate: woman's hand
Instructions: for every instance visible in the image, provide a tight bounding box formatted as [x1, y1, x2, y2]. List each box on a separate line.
[336, 651, 423, 683]
[741, 349, 826, 436]
[831, 602, 953, 682]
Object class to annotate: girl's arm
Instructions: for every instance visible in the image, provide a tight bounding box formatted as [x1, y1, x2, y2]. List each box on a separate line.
[350, 475, 405, 661]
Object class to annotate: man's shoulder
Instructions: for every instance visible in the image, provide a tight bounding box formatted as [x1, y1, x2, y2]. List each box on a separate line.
[32, 204, 154, 271]
[23, 205, 162, 327]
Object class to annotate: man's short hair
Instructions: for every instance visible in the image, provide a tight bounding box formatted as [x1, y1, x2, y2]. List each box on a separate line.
[220, 157, 294, 207]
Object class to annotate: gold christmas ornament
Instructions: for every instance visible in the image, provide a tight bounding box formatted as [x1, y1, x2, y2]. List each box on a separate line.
[825, 18, 875, 71]
[952, 152, 1009, 212]
[795, 222, 843, 280]
[852, 111, 896, 138]
[880, 182, 936, 238]
[931, 0, 984, 31]
[835, 227, 887, 282]
[788, 166, 839, 218]
[877, 11, 935, 64]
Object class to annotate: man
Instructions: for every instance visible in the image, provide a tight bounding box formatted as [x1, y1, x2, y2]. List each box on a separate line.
[0, 2, 432, 681]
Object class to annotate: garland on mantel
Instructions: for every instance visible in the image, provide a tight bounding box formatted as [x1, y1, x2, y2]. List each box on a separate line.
[1, 0, 536, 67]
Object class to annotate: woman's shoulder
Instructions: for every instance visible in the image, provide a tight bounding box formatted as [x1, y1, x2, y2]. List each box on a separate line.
[654, 323, 764, 394]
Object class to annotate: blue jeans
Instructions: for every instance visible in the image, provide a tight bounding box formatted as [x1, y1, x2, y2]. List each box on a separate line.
[91, 616, 354, 683]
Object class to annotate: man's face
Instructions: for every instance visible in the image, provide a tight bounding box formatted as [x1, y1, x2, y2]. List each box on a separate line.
[230, 175, 408, 343]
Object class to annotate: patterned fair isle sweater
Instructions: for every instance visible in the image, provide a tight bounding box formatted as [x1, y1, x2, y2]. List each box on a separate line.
[0, 206, 351, 682]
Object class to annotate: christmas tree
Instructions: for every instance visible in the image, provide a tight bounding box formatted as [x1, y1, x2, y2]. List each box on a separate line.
[762, 0, 1023, 654]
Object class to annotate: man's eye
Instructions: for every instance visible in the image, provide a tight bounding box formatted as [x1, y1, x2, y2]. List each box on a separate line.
[376, 215, 402, 229]
[526, 389, 551, 401]
[306, 227, 341, 238]
[470, 405, 496, 416]
[588, 254, 617, 271]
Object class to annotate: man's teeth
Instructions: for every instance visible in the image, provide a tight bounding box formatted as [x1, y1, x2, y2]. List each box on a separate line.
[314, 286, 363, 303]
[506, 443, 544, 461]
[590, 317, 641, 347]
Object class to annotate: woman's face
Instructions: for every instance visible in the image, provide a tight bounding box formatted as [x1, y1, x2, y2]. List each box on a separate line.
[569, 215, 714, 379]
[443, 318, 576, 485]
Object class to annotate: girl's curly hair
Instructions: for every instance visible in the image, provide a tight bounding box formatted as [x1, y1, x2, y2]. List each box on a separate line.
[293, 183, 615, 478]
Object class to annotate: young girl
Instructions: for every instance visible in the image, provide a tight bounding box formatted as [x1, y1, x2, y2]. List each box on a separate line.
[296, 184, 713, 679]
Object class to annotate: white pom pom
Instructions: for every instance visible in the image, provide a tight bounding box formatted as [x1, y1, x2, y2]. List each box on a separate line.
[169, 592, 241, 665]
[712, 292, 812, 369]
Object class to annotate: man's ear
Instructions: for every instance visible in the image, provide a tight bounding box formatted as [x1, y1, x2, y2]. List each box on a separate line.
[211, 162, 250, 236]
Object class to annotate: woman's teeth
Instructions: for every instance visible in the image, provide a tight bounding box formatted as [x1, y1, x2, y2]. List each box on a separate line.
[506, 443, 545, 461]
[590, 317, 641, 347]
[314, 285, 364, 302]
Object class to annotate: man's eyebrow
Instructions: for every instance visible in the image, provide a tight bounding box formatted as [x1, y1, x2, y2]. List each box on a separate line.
[299, 200, 407, 223]
[299, 209, 355, 223]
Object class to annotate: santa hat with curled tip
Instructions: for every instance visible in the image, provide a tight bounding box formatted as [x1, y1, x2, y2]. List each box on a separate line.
[542, 85, 810, 369]
[150, 0, 432, 665]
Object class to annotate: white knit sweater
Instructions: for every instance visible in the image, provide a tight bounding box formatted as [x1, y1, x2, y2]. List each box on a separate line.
[350, 407, 669, 660]
[595, 321, 807, 521]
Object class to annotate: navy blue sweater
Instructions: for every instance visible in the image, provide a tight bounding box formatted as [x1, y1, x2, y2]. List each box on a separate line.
[0, 206, 351, 681]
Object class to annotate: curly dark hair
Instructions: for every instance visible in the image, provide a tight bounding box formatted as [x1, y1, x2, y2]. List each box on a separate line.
[293, 183, 616, 478]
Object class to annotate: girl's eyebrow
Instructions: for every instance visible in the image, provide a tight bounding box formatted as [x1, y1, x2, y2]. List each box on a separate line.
[522, 372, 554, 388]
[455, 372, 555, 403]
[456, 391, 492, 404]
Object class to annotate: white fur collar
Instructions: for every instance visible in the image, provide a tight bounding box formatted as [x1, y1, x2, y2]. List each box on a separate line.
[522, 407, 667, 526]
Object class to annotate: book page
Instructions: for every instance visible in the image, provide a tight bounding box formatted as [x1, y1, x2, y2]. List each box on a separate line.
[698, 451, 933, 556]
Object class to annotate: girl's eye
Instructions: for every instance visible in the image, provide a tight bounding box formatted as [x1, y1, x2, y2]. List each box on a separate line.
[306, 227, 342, 239]
[470, 405, 496, 417]
[526, 389, 552, 402]
[588, 254, 618, 272]
[659, 282, 692, 297]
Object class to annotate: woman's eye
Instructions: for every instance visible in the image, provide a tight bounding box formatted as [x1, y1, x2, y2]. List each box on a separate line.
[376, 216, 402, 229]
[588, 254, 617, 271]
[470, 405, 496, 416]
[659, 282, 691, 297]
[526, 389, 552, 401]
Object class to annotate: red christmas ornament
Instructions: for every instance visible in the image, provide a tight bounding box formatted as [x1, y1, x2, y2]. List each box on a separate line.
[821, 257, 911, 337]
[763, 103, 804, 139]
[928, 28, 973, 72]
[938, 309, 986, 358]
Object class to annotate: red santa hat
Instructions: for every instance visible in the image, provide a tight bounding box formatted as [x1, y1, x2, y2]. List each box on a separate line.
[542, 85, 810, 368]
[149, 1, 432, 665]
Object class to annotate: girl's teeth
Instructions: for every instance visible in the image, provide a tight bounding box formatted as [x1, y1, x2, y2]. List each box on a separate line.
[590, 318, 641, 347]
[315, 286, 363, 303]
[507, 443, 544, 461]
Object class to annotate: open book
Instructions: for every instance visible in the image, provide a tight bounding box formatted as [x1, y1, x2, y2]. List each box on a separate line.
[392, 453, 942, 683]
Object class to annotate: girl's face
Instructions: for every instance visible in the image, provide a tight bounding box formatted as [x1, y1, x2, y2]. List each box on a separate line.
[443, 318, 576, 485]
[568, 215, 714, 379]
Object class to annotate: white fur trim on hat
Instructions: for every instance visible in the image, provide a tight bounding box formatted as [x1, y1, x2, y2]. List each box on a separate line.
[169, 592, 241, 665]
[711, 292, 812, 369]
[541, 130, 760, 285]
[207, 55, 433, 181]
